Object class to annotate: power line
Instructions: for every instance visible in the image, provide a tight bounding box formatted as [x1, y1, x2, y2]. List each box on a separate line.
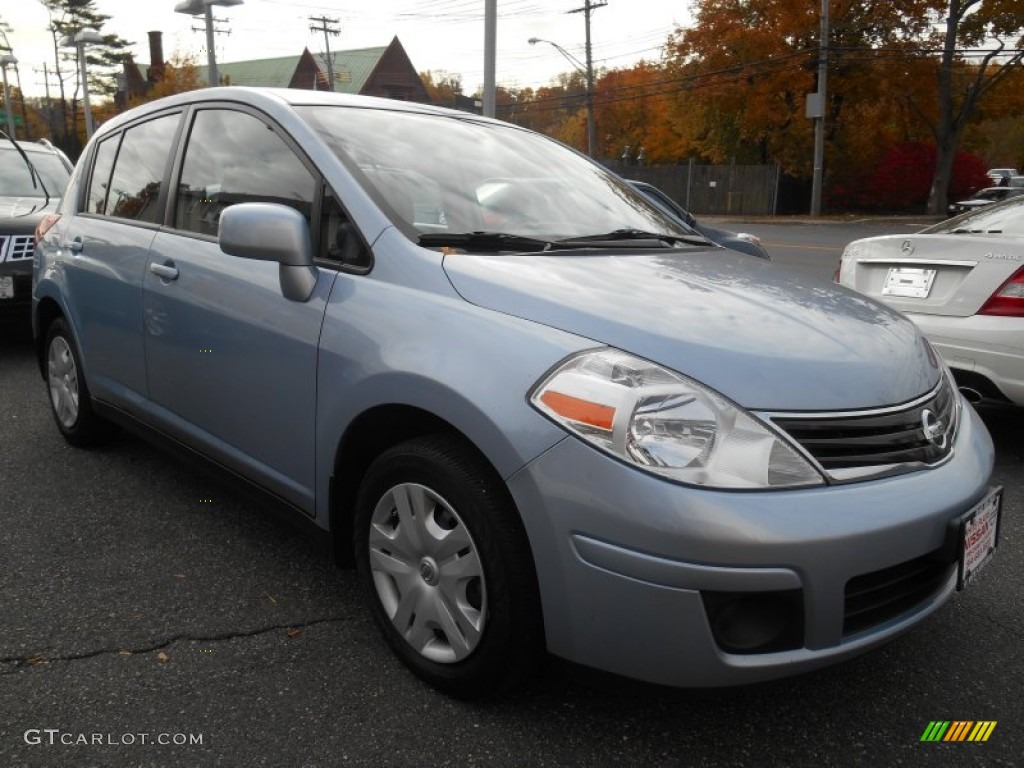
[501, 42, 1020, 124]
[499, 48, 817, 116]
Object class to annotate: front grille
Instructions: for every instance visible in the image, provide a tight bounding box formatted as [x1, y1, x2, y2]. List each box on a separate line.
[1, 234, 35, 262]
[770, 376, 956, 476]
[843, 552, 954, 636]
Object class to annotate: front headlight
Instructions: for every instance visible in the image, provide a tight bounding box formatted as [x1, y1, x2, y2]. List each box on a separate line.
[530, 349, 824, 489]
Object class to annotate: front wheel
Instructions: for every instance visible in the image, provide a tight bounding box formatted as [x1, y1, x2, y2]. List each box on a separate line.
[354, 435, 543, 699]
[44, 318, 118, 447]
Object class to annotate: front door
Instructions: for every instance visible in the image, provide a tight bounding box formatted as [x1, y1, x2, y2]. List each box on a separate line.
[142, 106, 335, 512]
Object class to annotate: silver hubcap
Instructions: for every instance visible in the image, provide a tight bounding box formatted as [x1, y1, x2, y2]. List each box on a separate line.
[368, 483, 487, 663]
[48, 336, 79, 429]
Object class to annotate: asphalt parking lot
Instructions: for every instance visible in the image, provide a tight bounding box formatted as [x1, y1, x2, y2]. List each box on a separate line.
[1, 219, 1022, 767]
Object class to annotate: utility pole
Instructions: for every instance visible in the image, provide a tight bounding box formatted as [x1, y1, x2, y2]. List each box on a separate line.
[175, 0, 243, 88]
[810, 0, 828, 216]
[483, 0, 496, 116]
[190, 16, 232, 84]
[37, 64, 57, 138]
[309, 15, 340, 91]
[568, 0, 605, 158]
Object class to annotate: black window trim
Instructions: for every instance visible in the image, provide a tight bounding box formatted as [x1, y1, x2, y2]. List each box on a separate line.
[75, 99, 375, 275]
[162, 101, 371, 273]
[315, 178, 373, 274]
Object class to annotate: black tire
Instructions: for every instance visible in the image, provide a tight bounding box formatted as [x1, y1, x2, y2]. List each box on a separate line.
[354, 434, 543, 699]
[44, 318, 118, 447]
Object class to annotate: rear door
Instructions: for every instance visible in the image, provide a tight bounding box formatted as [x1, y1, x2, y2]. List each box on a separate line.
[141, 106, 337, 512]
[58, 111, 182, 403]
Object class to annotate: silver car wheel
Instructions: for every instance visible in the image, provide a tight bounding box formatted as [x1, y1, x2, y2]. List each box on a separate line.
[368, 482, 487, 664]
[48, 335, 80, 429]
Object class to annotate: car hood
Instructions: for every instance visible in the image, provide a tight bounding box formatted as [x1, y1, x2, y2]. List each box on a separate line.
[442, 247, 939, 411]
[0, 195, 52, 221]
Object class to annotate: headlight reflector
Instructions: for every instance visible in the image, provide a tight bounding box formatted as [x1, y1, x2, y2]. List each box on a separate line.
[530, 349, 824, 489]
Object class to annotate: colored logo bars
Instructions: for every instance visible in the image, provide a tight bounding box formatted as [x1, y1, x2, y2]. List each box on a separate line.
[920, 721, 997, 742]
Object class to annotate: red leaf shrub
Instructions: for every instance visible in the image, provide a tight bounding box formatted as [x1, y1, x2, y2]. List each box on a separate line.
[826, 142, 990, 212]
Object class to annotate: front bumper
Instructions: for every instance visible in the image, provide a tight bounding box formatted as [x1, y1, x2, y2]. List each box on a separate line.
[506, 401, 994, 687]
[908, 311, 1024, 406]
[0, 257, 33, 316]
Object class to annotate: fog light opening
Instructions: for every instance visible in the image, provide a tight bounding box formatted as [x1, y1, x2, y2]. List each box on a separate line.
[703, 590, 804, 654]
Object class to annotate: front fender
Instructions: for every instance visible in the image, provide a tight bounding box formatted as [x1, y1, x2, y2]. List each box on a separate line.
[313, 271, 591, 527]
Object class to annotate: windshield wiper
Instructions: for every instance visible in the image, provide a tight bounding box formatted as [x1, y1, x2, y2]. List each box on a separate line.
[419, 232, 559, 252]
[418, 228, 714, 253]
[1, 130, 52, 207]
[557, 228, 712, 247]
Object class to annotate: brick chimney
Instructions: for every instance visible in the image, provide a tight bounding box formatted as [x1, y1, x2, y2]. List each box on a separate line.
[148, 31, 165, 83]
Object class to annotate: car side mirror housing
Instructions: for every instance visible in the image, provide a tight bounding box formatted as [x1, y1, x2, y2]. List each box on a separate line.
[219, 203, 318, 302]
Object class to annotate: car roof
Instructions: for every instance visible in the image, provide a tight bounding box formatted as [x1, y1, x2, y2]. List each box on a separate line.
[1, 141, 60, 155]
[93, 86, 500, 139]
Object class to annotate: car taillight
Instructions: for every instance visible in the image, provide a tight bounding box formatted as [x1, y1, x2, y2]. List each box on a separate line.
[978, 266, 1024, 317]
[35, 213, 61, 245]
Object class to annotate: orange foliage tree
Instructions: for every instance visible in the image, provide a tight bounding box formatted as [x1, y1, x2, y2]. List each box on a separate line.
[128, 53, 202, 106]
[592, 61, 685, 164]
[662, 0, 1024, 211]
[420, 70, 464, 109]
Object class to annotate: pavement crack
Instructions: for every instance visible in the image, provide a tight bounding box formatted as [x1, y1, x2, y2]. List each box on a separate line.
[0, 615, 351, 673]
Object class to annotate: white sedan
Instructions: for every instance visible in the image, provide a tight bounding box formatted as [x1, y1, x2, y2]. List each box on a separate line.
[838, 196, 1024, 406]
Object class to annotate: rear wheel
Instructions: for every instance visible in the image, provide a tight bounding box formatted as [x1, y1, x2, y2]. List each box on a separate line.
[45, 318, 118, 446]
[354, 435, 542, 699]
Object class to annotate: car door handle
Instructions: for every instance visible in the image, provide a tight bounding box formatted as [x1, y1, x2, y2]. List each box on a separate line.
[149, 262, 179, 281]
[67, 237, 83, 254]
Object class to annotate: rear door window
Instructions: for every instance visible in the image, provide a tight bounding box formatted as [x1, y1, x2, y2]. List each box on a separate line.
[103, 113, 181, 223]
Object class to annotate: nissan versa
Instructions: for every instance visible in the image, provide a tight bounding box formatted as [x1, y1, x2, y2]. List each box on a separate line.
[33, 88, 999, 698]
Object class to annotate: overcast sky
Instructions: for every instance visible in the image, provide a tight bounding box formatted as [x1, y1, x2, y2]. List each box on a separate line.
[1, 1, 690, 98]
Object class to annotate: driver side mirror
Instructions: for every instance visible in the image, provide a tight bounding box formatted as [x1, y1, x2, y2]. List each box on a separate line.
[219, 203, 318, 302]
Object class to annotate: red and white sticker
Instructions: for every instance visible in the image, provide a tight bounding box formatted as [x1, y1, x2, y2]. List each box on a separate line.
[960, 489, 1001, 589]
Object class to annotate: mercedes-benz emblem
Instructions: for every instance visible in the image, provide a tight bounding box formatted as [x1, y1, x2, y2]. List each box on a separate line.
[901, 240, 915, 256]
[921, 409, 946, 449]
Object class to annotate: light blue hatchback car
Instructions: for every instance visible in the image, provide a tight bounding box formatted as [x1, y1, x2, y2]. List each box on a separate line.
[34, 88, 1000, 698]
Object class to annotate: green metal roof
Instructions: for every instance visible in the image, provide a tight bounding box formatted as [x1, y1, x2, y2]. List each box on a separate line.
[195, 46, 389, 91]
[321, 46, 387, 93]
[202, 54, 303, 88]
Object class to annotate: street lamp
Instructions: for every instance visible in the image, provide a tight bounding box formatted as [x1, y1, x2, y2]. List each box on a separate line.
[529, 36, 595, 157]
[174, 0, 244, 88]
[0, 53, 17, 139]
[58, 29, 104, 140]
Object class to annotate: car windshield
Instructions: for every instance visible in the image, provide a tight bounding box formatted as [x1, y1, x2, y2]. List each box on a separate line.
[0, 147, 71, 198]
[296, 105, 690, 245]
[924, 195, 1024, 235]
